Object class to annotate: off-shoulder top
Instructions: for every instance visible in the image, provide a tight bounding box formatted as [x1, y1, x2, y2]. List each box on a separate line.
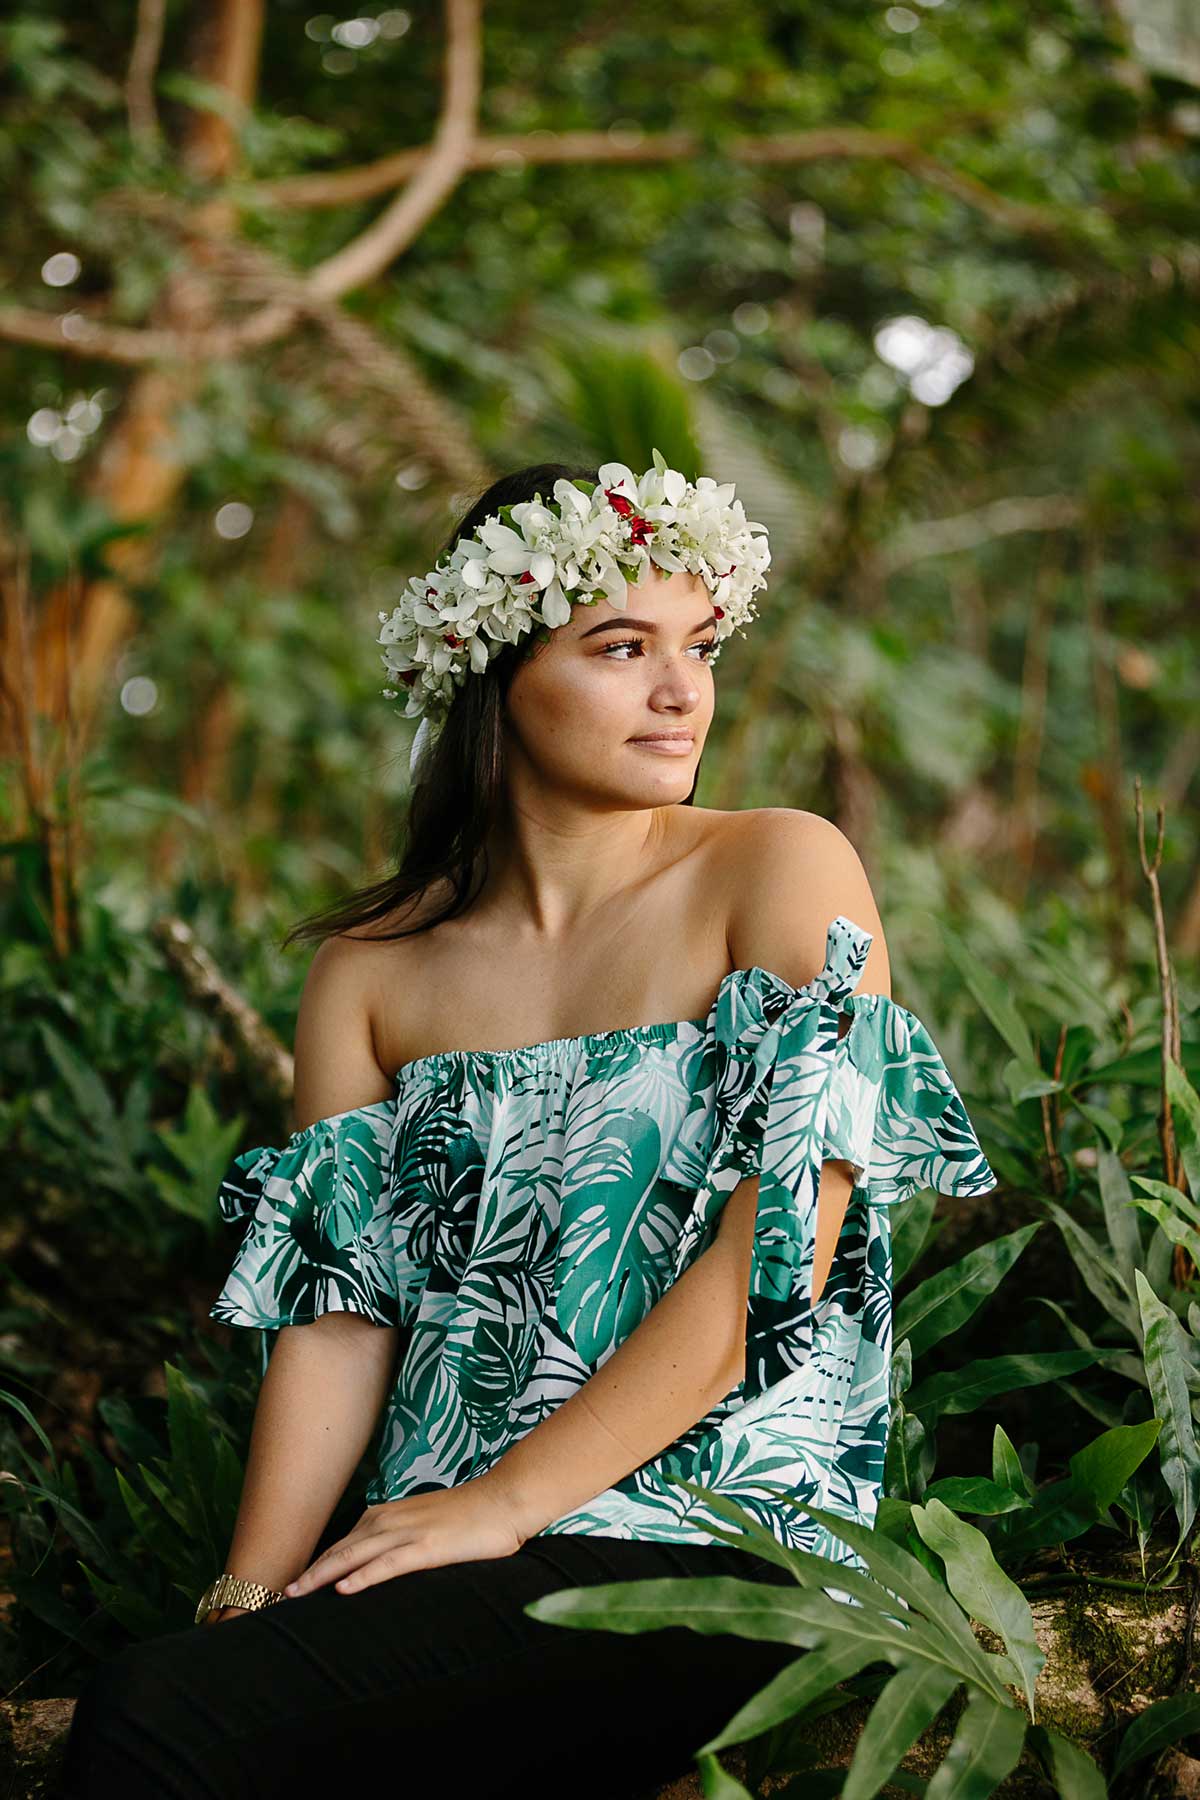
[210, 914, 999, 1577]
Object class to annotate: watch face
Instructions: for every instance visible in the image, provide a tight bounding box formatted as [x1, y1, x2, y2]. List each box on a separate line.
[195, 1581, 216, 1624]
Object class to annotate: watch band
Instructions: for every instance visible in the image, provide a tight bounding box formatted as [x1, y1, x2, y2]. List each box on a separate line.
[195, 1571, 287, 1624]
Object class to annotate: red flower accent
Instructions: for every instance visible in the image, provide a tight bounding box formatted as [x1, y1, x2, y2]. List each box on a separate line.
[605, 489, 634, 516]
[400, 671, 417, 685]
[713, 605, 725, 620]
[627, 516, 653, 545]
[444, 633, 463, 648]
[426, 586, 437, 597]
[516, 570, 536, 584]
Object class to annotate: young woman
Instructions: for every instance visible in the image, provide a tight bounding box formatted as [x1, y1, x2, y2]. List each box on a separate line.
[61, 455, 997, 1798]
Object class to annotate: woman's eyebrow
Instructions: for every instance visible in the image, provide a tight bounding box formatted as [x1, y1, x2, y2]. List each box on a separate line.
[577, 613, 718, 640]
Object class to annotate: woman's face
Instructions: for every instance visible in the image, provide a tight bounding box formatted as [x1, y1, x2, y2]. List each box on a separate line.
[501, 569, 718, 804]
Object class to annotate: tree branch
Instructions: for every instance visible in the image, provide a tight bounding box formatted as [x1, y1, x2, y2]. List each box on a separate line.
[873, 494, 1083, 577]
[307, 0, 483, 300]
[0, 299, 292, 363]
[246, 125, 1062, 242]
[125, 0, 167, 149]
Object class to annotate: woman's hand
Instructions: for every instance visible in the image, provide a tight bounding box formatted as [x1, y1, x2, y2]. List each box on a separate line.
[283, 1476, 526, 1600]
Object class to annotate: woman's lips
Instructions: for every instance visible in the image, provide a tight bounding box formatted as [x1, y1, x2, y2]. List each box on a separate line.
[629, 734, 695, 755]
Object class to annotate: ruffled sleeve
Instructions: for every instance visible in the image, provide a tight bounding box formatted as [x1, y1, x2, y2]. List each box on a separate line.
[823, 990, 1000, 1210]
[210, 1098, 403, 1331]
[669, 913, 999, 1322]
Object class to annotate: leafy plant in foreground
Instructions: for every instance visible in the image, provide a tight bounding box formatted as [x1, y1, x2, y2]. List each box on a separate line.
[526, 1483, 1106, 1799]
[1033, 1059, 1200, 1562]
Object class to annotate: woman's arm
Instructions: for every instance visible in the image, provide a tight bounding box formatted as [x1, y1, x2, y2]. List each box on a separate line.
[214, 1312, 401, 1601]
[481, 1181, 757, 1543]
[207, 937, 401, 1620]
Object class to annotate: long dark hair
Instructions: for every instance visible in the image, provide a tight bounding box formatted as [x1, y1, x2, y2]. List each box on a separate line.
[280, 460, 700, 952]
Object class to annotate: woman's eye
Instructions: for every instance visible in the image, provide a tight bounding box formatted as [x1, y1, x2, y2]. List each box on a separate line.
[601, 637, 718, 660]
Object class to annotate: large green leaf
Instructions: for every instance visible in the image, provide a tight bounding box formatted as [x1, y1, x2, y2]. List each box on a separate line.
[907, 1352, 1098, 1422]
[921, 1475, 1030, 1516]
[1135, 1269, 1200, 1553]
[697, 1641, 876, 1756]
[911, 1497, 1045, 1715]
[765, 1497, 1017, 1703]
[992, 1420, 1161, 1558]
[894, 1224, 1041, 1359]
[1068, 1417, 1163, 1514]
[1033, 1297, 1147, 1386]
[923, 1690, 1028, 1800]
[1166, 1056, 1200, 1206]
[885, 1401, 930, 1506]
[1041, 1199, 1138, 1337]
[991, 1425, 1033, 1498]
[842, 1660, 961, 1800]
[1110, 1692, 1200, 1779]
[938, 942, 1037, 1068]
[1096, 1147, 1143, 1289]
[1126, 1177, 1200, 1267]
[1026, 1724, 1106, 1799]
[525, 1570, 917, 1661]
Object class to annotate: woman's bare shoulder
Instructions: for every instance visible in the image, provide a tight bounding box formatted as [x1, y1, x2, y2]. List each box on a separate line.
[302, 881, 458, 1016]
[702, 803, 836, 840]
[689, 804, 845, 871]
[709, 808, 889, 993]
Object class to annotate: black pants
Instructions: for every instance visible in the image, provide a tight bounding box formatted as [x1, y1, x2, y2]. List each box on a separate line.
[59, 1531, 801, 1799]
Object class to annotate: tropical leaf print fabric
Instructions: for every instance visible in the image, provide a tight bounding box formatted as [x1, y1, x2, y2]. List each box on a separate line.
[211, 914, 998, 1578]
[213, 1100, 409, 1327]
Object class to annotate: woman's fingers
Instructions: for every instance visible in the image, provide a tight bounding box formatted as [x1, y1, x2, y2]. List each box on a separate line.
[283, 1488, 523, 1600]
[286, 1530, 406, 1597]
[334, 1541, 431, 1593]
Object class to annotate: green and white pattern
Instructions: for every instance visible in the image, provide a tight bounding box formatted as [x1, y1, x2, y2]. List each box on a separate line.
[212, 914, 998, 1576]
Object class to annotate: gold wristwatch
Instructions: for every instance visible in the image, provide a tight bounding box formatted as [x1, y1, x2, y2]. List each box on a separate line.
[195, 1572, 288, 1625]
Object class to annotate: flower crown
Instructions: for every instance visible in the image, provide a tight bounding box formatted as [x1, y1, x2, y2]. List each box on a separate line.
[376, 448, 771, 759]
